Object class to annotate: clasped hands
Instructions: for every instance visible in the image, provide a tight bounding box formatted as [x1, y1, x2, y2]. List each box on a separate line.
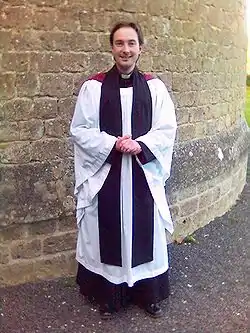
[115, 135, 142, 155]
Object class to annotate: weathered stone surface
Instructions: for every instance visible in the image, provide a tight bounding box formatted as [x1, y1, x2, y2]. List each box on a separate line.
[58, 97, 77, 121]
[0, 251, 76, 286]
[0, 261, 34, 286]
[56, 8, 80, 31]
[212, 186, 221, 201]
[121, 0, 147, 13]
[0, 245, 9, 264]
[98, 33, 113, 53]
[33, 9, 57, 30]
[45, 118, 69, 138]
[33, 98, 58, 119]
[32, 251, 77, 281]
[0, 224, 28, 242]
[16, 73, 39, 97]
[3, 98, 34, 121]
[179, 197, 199, 217]
[176, 185, 197, 201]
[0, 121, 19, 142]
[79, 10, 95, 32]
[87, 52, 112, 73]
[148, 0, 174, 16]
[30, 52, 61, 73]
[169, 205, 180, 220]
[172, 73, 204, 92]
[0, 141, 31, 164]
[2, 52, 29, 72]
[2, 0, 27, 5]
[0, 30, 12, 51]
[176, 107, 190, 125]
[198, 190, 214, 209]
[39, 74, 74, 97]
[29, 0, 62, 6]
[11, 239, 42, 260]
[29, 138, 72, 161]
[19, 119, 44, 140]
[177, 124, 196, 141]
[219, 178, 233, 196]
[26, 220, 57, 237]
[98, 0, 122, 11]
[69, 0, 98, 8]
[73, 73, 85, 95]
[43, 232, 77, 255]
[174, 91, 197, 108]
[57, 216, 76, 232]
[0, 6, 33, 29]
[169, 125, 249, 192]
[11, 31, 42, 51]
[39, 32, 100, 52]
[61, 53, 89, 73]
[0, 73, 15, 99]
[1, 160, 74, 226]
[138, 56, 153, 72]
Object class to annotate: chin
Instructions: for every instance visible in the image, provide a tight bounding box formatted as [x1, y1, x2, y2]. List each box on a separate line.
[118, 62, 134, 71]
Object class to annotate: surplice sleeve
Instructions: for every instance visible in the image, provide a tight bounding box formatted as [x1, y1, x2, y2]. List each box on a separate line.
[135, 78, 177, 182]
[70, 80, 117, 189]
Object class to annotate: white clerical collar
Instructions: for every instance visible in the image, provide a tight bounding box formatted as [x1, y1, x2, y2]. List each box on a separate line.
[120, 72, 132, 79]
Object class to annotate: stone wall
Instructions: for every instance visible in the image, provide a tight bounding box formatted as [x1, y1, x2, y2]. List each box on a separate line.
[0, 0, 248, 286]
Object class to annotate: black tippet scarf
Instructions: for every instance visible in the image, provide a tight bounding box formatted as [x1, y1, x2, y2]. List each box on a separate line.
[98, 65, 154, 268]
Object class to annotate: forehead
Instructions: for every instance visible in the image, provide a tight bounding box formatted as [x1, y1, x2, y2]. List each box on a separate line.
[113, 27, 139, 41]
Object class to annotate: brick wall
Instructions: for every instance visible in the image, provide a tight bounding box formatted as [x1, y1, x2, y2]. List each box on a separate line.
[0, 0, 248, 285]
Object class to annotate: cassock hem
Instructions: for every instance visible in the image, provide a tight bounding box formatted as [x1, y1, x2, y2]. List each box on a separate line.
[76, 256, 169, 287]
[76, 262, 171, 310]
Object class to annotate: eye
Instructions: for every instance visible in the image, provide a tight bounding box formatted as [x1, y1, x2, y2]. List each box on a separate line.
[115, 41, 123, 47]
[129, 41, 136, 46]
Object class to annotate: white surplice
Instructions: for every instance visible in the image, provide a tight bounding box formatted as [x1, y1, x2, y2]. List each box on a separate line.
[70, 77, 177, 287]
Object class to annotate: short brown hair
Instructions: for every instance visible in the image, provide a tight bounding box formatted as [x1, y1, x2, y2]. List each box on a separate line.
[109, 21, 144, 46]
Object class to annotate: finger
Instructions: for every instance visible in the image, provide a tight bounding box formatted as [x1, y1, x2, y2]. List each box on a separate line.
[120, 140, 132, 147]
[116, 139, 124, 151]
[120, 142, 132, 150]
[120, 135, 131, 141]
[117, 137, 123, 145]
[131, 146, 141, 154]
[122, 146, 132, 153]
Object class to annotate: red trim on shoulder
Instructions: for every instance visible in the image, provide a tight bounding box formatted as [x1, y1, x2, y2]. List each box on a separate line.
[143, 73, 156, 81]
[75, 72, 106, 95]
[87, 72, 106, 83]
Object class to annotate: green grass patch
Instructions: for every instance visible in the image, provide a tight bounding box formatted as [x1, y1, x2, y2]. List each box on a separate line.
[245, 87, 250, 127]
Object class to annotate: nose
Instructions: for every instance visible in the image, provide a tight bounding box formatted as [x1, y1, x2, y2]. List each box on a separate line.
[122, 43, 130, 53]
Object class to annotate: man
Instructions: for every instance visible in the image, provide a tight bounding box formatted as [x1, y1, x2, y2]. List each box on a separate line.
[70, 21, 177, 319]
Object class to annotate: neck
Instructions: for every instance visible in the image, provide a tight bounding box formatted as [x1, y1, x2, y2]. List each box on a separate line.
[116, 64, 135, 75]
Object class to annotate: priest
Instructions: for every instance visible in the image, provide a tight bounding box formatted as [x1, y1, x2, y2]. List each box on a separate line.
[70, 21, 177, 319]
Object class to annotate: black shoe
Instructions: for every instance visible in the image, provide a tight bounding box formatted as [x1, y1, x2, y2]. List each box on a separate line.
[99, 304, 114, 320]
[145, 303, 163, 318]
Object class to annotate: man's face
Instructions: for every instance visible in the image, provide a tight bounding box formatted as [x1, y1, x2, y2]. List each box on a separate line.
[111, 27, 142, 74]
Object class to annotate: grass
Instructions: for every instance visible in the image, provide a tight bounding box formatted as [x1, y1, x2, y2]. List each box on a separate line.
[245, 86, 250, 127]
